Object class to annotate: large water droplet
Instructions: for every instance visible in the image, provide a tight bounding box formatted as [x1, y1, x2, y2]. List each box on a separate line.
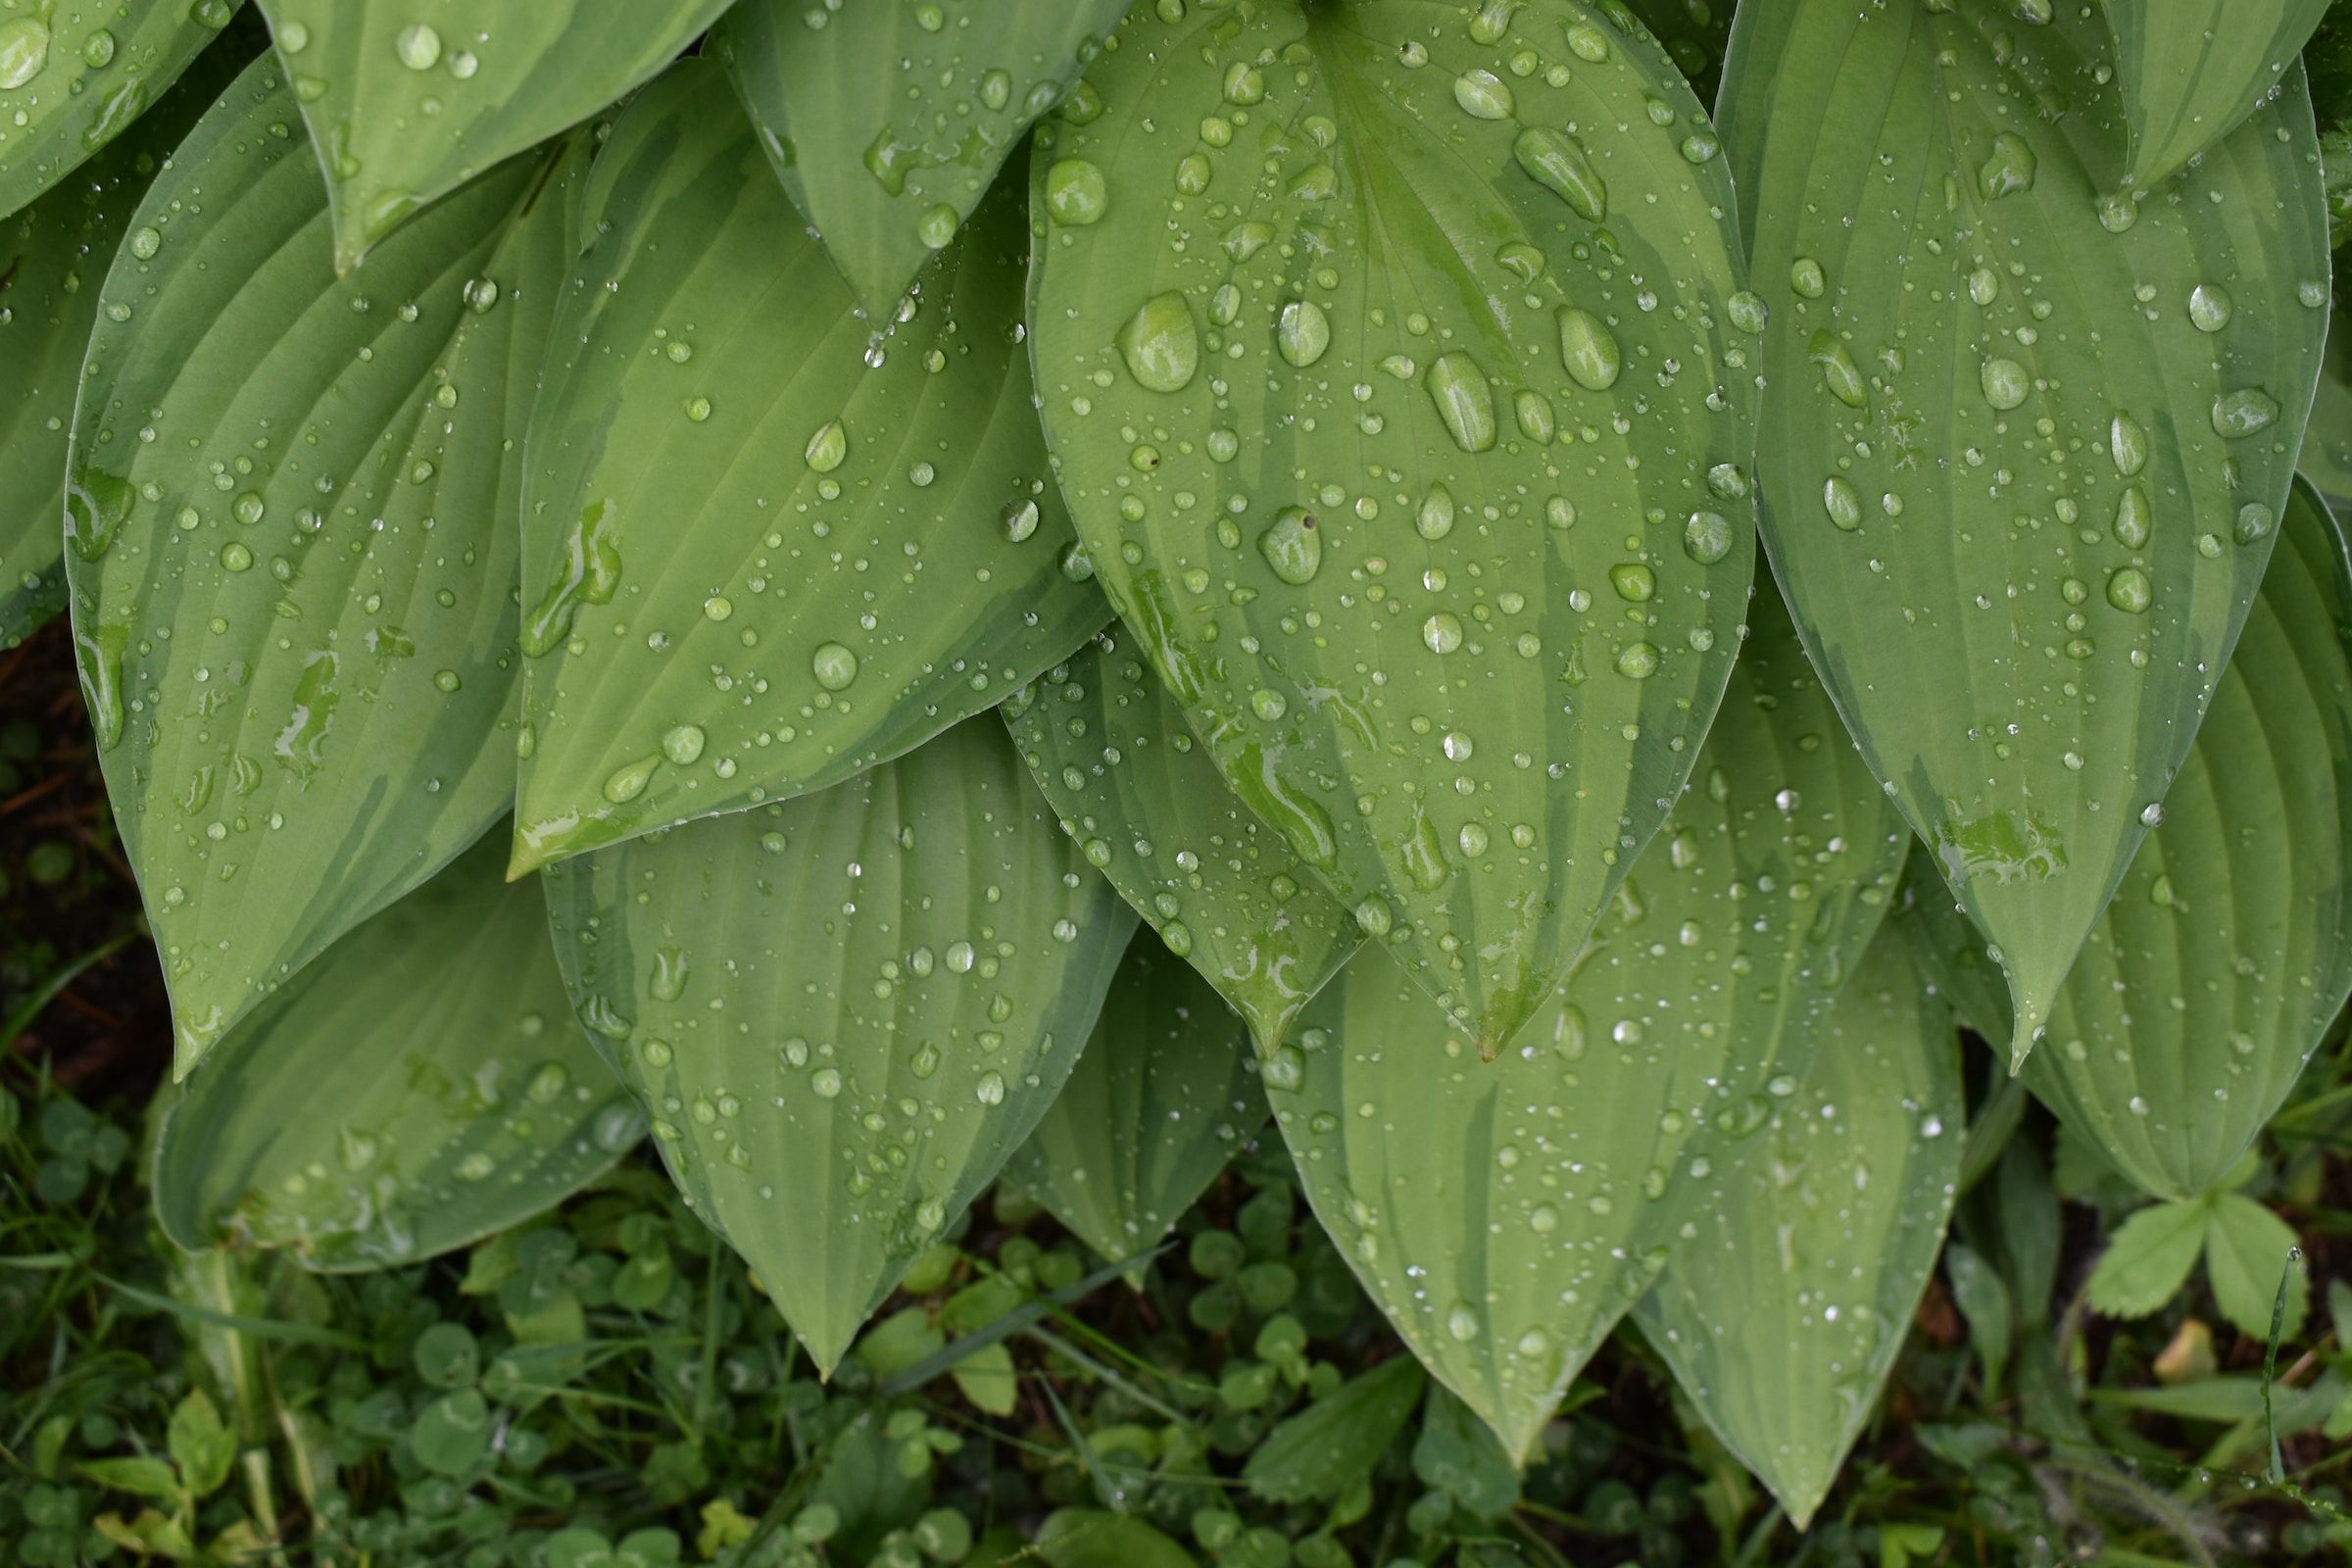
[1277, 299, 1331, 367]
[1258, 507, 1323, 585]
[1556, 308, 1621, 391]
[1116, 291, 1200, 393]
[1513, 127, 1605, 220]
[1423, 353, 1496, 452]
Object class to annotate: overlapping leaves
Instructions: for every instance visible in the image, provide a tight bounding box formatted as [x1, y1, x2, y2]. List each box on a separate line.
[1720, 0, 2329, 1063]
[2102, 0, 2332, 188]
[1004, 626, 1359, 1052]
[1004, 933, 1265, 1266]
[542, 717, 1134, 1371]
[717, 0, 1131, 317]
[1265, 591, 1909, 1457]
[1635, 935, 1963, 1527]
[155, 828, 639, 1269]
[0, 0, 238, 218]
[255, 0, 731, 270]
[512, 60, 1105, 873]
[0, 35, 243, 648]
[1906, 479, 2352, 1201]
[65, 58, 574, 1073]
[1029, 0, 1759, 1056]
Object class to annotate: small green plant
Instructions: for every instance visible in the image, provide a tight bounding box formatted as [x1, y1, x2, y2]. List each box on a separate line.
[3, 0, 2350, 1551]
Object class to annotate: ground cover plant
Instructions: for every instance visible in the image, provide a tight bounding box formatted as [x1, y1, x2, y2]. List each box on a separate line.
[5, 0, 2352, 1561]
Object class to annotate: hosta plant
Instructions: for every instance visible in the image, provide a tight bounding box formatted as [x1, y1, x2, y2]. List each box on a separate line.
[9, 0, 2344, 1531]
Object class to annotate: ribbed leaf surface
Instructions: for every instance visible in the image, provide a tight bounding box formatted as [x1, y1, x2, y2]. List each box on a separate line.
[542, 717, 1134, 1371]
[1029, 0, 1758, 1055]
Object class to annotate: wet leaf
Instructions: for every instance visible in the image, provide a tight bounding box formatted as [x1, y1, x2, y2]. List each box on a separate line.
[541, 717, 1135, 1372]
[1633, 934, 1964, 1528]
[2103, 0, 2331, 189]
[1901, 481, 2352, 1200]
[1032, 1510, 1198, 1568]
[1264, 589, 1908, 1458]
[1720, 0, 2329, 1065]
[1887, 847, 2011, 1044]
[0, 37, 243, 648]
[1003, 624, 1360, 1052]
[1243, 1353, 1425, 1505]
[2302, 303, 2352, 514]
[1028, 0, 1759, 1055]
[0, 0, 237, 219]
[513, 62, 1104, 874]
[254, 0, 728, 270]
[1002, 931, 1265, 1266]
[715, 0, 1131, 318]
[64, 58, 575, 1074]
[2016, 480, 2352, 1199]
[153, 828, 640, 1269]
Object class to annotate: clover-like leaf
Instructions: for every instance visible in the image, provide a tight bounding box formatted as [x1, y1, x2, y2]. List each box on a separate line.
[154, 827, 639, 1269]
[1265, 588, 1908, 1458]
[1004, 624, 1360, 1052]
[1634, 933, 1964, 1528]
[1028, 0, 1759, 1056]
[0, 0, 239, 220]
[0, 34, 243, 648]
[255, 0, 728, 270]
[541, 716, 1135, 1372]
[512, 61, 1105, 874]
[1720, 0, 2329, 1065]
[1003, 931, 1265, 1266]
[65, 58, 576, 1074]
[2102, 0, 2331, 189]
[715, 0, 1132, 318]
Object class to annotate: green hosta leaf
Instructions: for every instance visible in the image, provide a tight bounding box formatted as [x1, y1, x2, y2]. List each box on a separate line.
[1243, 1353, 1425, 1505]
[1004, 625, 1359, 1051]
[0, 0, 238, 219]
[0, 34, 242, 648]
[1264, 590, 1908, 1458]
[1028, 0, 1759, 1055]
[2303, 305, 2352, 514]
[715, 0, 1130, 318]
[153, 828, 641, 1269]
[2084, 1198, 2207, 1318]
[2202, 1191, 2308, 1341]
[64, 58, 574, 1072]
[1633, 934, 1964, 1529]
[2020, 480, 2352, 1200]
[2102, 0, 2331, 189]
[1719, 0, 2329, 1066]
[541, 717, 1135, 1372]
[1002, 932, 1264, 1266]
[256, 0, 728, 270]
[1887, 847, 2010, 1043]
[513, 61, 1103, 874]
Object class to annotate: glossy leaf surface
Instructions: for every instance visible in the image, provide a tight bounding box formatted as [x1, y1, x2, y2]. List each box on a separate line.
[0, 37, 239, 647]
[1029, 0, 1759, 1055]
[542, 718, 1135, 1372]
[1634, 935, 1963, 1528]
[2304, 303, 2352, 514]
[1004, 624, 1359, 1051]
[717, 0, 1130, 317]
[154, 829, 640, 1270]
[514, 62, 1104, 873]
[1720, 0, 2329, 1063]
[1003, 932, 1264, 1265]
[255, 0, 729, 270]
[0, 0, 236, 220]
[2103, 0, 2331, 188]
[65, 58, 572, 1073]
[2020, 479, 2352, 1200]
[1265, 591, 1908, 1458]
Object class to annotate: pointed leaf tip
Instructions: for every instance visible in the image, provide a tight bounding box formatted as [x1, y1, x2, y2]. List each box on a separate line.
[1028, 0, 1757, 1055]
